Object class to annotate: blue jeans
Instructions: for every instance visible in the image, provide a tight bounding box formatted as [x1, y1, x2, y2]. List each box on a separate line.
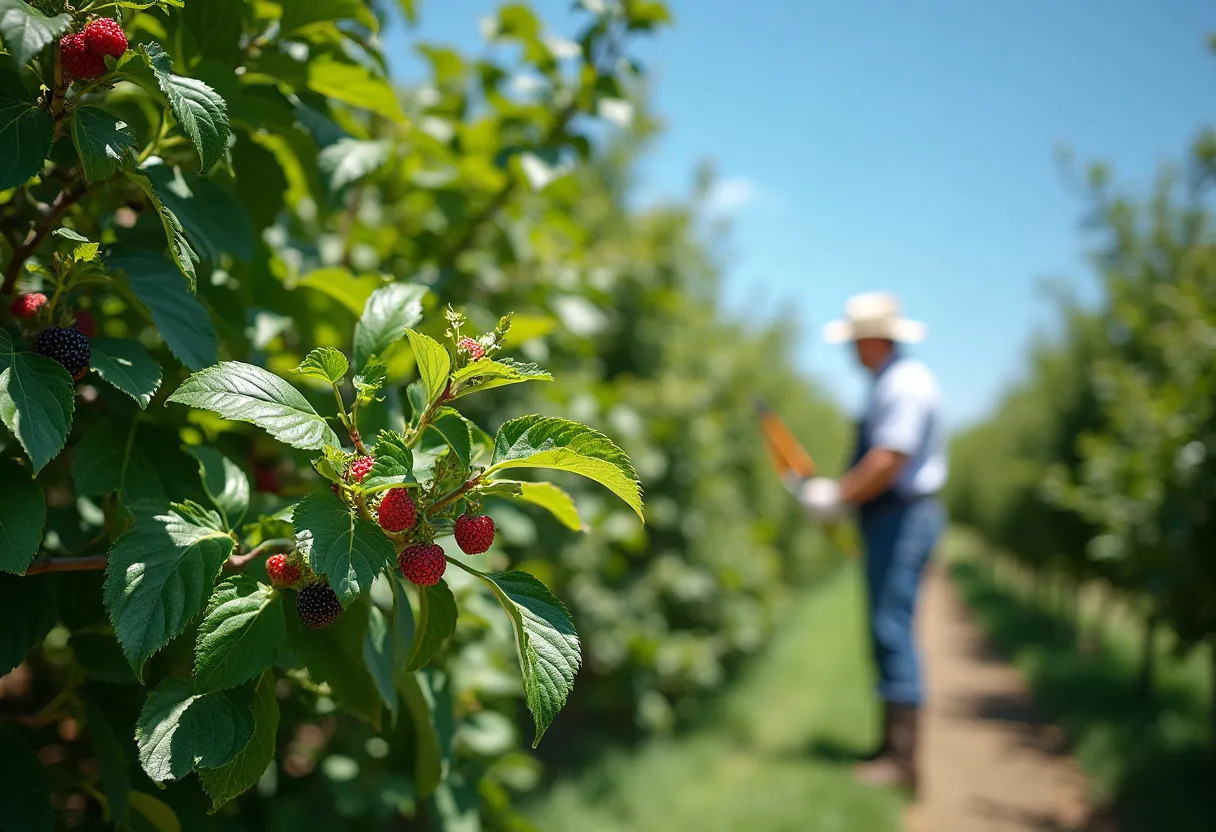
[859, 495, 943, 705]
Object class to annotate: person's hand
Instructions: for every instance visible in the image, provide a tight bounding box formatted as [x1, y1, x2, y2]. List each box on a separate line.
[795, 477, 848, 523]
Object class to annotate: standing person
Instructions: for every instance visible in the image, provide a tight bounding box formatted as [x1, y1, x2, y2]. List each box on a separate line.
[790, 291, 946, 794]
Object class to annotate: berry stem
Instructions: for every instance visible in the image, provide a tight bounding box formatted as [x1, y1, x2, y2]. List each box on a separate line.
[1, 180, 88, 295]
[223, 538, 295, 573]
[427, 475, 482, 516]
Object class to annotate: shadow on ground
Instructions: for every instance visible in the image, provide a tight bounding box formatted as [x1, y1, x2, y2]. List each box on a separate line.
[950, 559, 1216, 832]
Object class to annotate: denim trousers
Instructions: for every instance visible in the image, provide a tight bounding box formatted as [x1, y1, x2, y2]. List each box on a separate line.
[859, 495, 944, 706]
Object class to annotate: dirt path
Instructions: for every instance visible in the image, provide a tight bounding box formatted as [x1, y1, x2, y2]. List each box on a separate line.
[907, 561, 1096, 832]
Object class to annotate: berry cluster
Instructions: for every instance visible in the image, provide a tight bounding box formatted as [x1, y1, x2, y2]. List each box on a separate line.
[296, 583, 343, 629]
[34, 326, 90, 379]
[265, 554, 302, 589]
[10, 293, 47, 319]
[458, 336, 485, 361]
[60, 18, 128, 80]
[349, 455, 375, 483]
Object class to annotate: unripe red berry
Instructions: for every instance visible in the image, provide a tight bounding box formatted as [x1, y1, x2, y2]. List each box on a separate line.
[458, 337, 485, 361]
[83, 18, 128, 59]
[265, 553, 301, 588]
[10, 293, 47, 319]
[60, 33, 106, 79]
[349, 455, 374, 483]
[454, 514, 495, 554]
[297, 583, 343, 629]
[399, 543, 446, 586]
[378, 488, 416, 532]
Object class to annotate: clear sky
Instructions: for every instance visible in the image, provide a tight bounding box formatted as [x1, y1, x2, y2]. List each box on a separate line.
[383, 1, 1216, 429]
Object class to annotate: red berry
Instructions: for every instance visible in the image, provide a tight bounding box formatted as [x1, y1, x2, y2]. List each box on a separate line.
[378, 488, 416, 532]
[399, 543, 446, 586]
[266, 553, 301, 588]
[74, 310, 96, 338]
[458, 337, 485, 361]
[59, 33, 106, 79]
[297, 583, 343, 629]
[454, 514, 495, 554]
[349, 455, 374, 483]
[10, 293, 47, 319]
[83, 18, 128, 59]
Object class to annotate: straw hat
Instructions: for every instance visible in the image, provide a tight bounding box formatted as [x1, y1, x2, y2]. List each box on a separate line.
[822, 291, 927, 344]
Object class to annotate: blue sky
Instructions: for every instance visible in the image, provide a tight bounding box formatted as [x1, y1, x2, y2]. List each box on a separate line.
[383, 1, 1216, 428]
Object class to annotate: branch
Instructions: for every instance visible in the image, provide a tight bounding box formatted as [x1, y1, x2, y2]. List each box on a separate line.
[2, 181, 89, 295]
[427, 475, 482, 516]
[224, 538, 294, 572]
[23, 554, 108, 575]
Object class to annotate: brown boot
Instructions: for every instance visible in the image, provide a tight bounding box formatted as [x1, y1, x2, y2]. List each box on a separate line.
[859, 701, 893, 762]
[853, 703, 919, 795]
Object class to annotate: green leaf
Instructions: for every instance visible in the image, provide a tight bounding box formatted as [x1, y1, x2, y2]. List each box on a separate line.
[90, 337, 162, 409]
[305, 54, 406, 124]
[280, 0, 379, 33]
[0, 572, 55, 675]
[125, 171, 200, 290]
[285, 595, 383, 725]
[318, 138, 391, 191]
[0, 0, 71, 68]
[199, 671, 279, 811]
[136, 677, 255, 782]
[363, 602, 398, 720]
[111, 253, 217, 369]
[450, 357, 552, 398]
[0, 457, 44, 573]
[295, 346, 349, 385]
[71, 632, 138, 684]
[397, 671, 445, 799]
[488, 416, 643, 521]
[354, 358, 387, 403]
[0, 330, 76, 474]
[144, 164, 255, 262]
[186, 445, 250, 529]
[292, 491, 395, 604]
[167, 362, 341, 451]
[127, 792, 182, 832]
[391, 574, 414, 667]
[0, 67, 51, 189]
[72, 106, 137, 183]
[404, 578, 457, 672]
[52, 227, 89, 242]
[503, 481, 583, 532]
[0, 728, 52, 832]
[83, 698, 131, 827]
[297, 266, 380, 316]
[71, 420, 165, 506]
[404, 329, 451, 407]
[467, 568, 579, 746]
[138, 42, 230, 174]
[104, 504, 236, 675]
[353, 283, 427, 368]
[362, 430, 416, 491]
[194, 576, 284, 693]
[426, 410, 471, 467]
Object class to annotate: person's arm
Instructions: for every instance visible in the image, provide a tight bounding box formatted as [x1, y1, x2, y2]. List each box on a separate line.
[839, 447, 907, 504]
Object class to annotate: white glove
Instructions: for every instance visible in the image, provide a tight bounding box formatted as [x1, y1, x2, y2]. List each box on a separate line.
[795, 477, 848, 523]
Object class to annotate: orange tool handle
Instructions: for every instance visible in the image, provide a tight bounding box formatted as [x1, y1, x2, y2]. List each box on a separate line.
[754, 399, 817, 478]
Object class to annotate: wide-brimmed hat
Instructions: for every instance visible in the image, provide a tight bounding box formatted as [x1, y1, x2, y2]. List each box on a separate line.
[822, 291, 927, 344]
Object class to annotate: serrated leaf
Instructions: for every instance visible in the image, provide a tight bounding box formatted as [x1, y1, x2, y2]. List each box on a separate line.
[0, 0, 71, 68]
[280, 0, 379, 34]
[391, 574, 414, 667]
[0, 572, 55, 675]
[144, 163, 255, 262]
[199, 671, 278, 811]
[488, 416, 643, 521]
[0, 727, 52, 832]
[0, 330, 76, 474]
[295, 346, 349, 385]
[83, 698, 131, 827]
[72, 106, 137, 183]
[90, 338, 162, 408]
[71, 420, 165, 506]
[52, 227, 89, 242]
[0, 458, 44, 573]
[292, 492, 395, 604]
[397, 670, 445, 799]
[167, 362, 341, 451]
[305, 54, 406, 123]
[194, 576, 284, 693]
[404, 578, 457, 672]
[186, 446, 250, 529]
[468, 568, 579, 746]
[285, 595, 383, 726]
[318, 138, 391, 192]
[297, 266, 380, 316]
[504, 481, 583, 531]
[426, 410, 472, 467]
[125, 171, 200, 290]
[138, 42, 230, 174]
[363, 603, 397, 720]
[136, 677, 254, 782]
[73, 241, 99, 262]
[404, 329, 450, 407]
[450, 357, 552, 398]
[354, 358, 387, 402]
[104, 505, 235, 674]
[353, 284, 427, 369]
[362, 430, 416, 491]
[110, 253, 217, 369]
[0, 67, 52, 189]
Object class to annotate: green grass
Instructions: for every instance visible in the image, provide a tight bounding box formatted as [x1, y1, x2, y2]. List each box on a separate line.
[947, 536, 1216, 832]
[524, 564, 905, 832]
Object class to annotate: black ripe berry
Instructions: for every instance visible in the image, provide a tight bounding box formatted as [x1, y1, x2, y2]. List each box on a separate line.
[297, 583, 343, 629]
[34, 326, 90, 377]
